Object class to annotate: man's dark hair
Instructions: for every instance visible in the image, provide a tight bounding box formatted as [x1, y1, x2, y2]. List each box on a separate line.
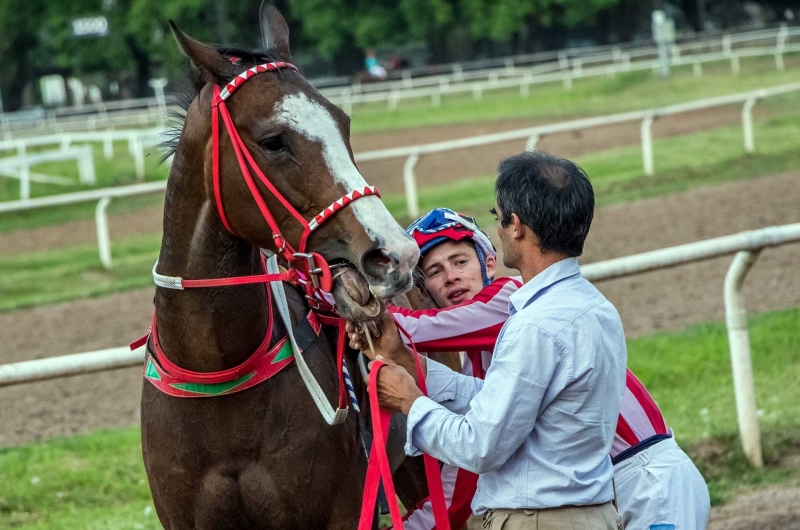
[494, 151, 594, 257]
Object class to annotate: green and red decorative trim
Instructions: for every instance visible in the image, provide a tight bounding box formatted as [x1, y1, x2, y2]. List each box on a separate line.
[143, 337, 296, 398]
[134, 281, 325, 399]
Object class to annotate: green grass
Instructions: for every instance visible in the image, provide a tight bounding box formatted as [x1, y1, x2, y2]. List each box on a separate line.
[627, 308, 800, 505]
[0, 429, 159, 529]
[2, 106, 800, 312]
[1, 307, 799, 527]
[349, 54, 800, 134]
[0, 235, 161, 311]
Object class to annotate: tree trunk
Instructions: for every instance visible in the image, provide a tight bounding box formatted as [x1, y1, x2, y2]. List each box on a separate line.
[125, 36, 152, 98]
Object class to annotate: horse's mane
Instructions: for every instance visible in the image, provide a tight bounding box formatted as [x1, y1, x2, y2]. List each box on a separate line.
[159, 46, 289, 164]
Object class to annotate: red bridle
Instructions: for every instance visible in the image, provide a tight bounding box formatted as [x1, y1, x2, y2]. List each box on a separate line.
[204, 61, 380, 292]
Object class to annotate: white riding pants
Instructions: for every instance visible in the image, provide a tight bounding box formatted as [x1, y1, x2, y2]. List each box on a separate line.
[614, 437, 710, 530]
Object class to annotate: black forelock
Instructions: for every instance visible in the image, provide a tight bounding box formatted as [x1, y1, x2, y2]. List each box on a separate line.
[159, 45, 295, 165]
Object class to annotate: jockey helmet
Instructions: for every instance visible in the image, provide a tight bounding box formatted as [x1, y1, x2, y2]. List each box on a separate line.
[406, 208, 496, 287]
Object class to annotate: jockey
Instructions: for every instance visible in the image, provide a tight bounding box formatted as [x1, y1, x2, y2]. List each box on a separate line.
[382, 208, 710, 530]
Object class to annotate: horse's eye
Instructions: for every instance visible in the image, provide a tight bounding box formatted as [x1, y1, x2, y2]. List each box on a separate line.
[260, 136, 287, 153]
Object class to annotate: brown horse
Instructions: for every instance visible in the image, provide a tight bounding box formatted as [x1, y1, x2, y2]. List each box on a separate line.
[141, 4, 421, 528]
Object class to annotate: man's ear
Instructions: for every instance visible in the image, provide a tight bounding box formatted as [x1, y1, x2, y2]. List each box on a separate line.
[485, 254, 497, 278]
[510, 213, 525, 239]
[169, 20, 236, 85]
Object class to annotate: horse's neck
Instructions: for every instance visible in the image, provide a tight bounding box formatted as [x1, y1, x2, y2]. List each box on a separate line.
[154, 141, 270, 372]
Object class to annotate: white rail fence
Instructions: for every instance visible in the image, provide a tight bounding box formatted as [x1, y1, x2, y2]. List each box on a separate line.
[2, 223, 798, 467]
[0, 181, 167, 270]
[0, 128, 164, 183]
[2, 25, 797, 139]
[0, 146, 96, 200]
[333, 24, 798, 96]
[2, 81, 798, 267]
[327, 42, 800, 113]
[352, 82, 800, 217]
[2, 107, 165, 140]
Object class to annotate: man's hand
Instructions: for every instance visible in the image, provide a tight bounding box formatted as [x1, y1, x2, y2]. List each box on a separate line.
[369, 357, 424, 415]
[346, 312, 408, 362]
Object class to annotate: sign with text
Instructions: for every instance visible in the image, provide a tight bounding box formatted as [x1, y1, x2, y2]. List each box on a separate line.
[71, 16, 109, 37]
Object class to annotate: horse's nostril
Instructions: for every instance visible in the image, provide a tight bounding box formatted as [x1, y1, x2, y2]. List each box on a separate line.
[362, 249, 399, 278]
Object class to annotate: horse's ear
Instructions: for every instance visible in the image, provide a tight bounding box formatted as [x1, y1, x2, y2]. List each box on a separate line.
[169, 20, 236, 85]
[259, 1, 291, 59]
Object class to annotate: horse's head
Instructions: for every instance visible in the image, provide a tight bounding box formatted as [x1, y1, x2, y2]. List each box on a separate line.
[169, 3, 418, 321]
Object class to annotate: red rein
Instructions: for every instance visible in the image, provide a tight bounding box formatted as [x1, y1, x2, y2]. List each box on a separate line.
[358, 320, 450, 530]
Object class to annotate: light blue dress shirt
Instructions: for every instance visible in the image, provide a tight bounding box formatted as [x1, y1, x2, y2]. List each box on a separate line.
[405, 257, 627, 514]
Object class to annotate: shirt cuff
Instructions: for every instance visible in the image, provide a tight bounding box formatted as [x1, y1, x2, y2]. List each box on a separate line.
[404, 396, 441, 456]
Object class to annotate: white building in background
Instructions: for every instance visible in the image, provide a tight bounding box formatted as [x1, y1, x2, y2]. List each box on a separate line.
[40, 76, 67, 107]
[67, 78, 86, 106]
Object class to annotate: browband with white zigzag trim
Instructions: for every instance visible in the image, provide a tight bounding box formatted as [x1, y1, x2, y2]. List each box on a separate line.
[308, 186, 380, 231]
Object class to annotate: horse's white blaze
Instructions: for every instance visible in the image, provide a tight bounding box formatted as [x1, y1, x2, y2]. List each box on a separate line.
[275, 93, 419, 274]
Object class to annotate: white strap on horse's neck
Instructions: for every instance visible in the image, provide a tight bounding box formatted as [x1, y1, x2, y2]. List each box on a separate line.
[267, 254, 348, 426]
[152, 260, 185, 290]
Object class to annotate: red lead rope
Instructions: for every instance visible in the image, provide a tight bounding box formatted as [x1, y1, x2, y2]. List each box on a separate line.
[358, 320, 450, 530]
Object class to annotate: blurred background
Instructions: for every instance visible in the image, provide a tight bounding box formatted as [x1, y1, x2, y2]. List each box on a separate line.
[1, 1, 799, 528]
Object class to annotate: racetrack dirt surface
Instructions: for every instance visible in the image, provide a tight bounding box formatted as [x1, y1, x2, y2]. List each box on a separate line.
[707, 484, 800, 529]
[2, 170, 798, 448]
[351, 103, 773, 194]
[1, 180, 799, 523]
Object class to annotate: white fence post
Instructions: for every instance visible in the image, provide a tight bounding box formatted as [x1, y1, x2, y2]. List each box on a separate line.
[693, 62, 703, 78]
[724, 250, 764, 468]
[20, 161, 30, 200]
[452, 64, 464, 82]
[777, 23, 788, 49]
[558, 51, 569, 70]
[77, 145, 96, 184]
[388, 90, 400, 110]
[403, 152, 420, 219]
[472, 85, 483, 101]
[130, 135, 145, 181]
[431, 93, 441, 108]
[402, 70, 413, 88]
[95, 196, 113, 269]
[562, 74, 573, 90]
[731, 55, 740, 75]
[103, 136, 114, 159]
[339, 88, 353, 114]
[520, 73, 532, 97]
[572, 58, 583, 77]
[742, 94, 759, 153]
[525, 134, 541, 151]
[641, 114, 655, 176]
[775, 52, 785, 72]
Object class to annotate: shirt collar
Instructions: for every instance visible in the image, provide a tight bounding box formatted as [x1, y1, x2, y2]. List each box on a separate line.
[508, 257, 581, 315]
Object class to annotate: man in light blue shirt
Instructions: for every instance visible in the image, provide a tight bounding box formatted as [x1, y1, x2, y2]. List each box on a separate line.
[356, 152, 627, 529]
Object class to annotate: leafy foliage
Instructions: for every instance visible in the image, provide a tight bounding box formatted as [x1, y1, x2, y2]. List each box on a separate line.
[0, 0, 627, 109]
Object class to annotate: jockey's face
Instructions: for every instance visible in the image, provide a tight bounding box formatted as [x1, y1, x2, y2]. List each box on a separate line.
[420, 240, 496, 308]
